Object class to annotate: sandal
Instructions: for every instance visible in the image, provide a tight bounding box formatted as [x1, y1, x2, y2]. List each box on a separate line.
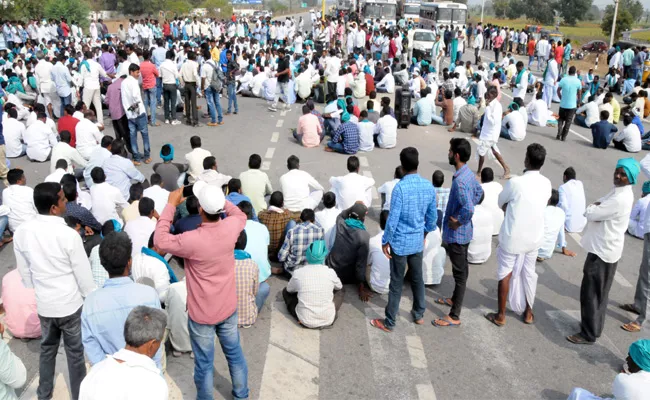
[619, 304, 640, 315]
[432, 316, 461, 327]
[484, 312, 505, 327]
[370, 318, 392, 333]
[523, 313, 535, 325]
[621, 322, 642, 332]
[435, 297, 453, 307]
[566, 333, 594, 345]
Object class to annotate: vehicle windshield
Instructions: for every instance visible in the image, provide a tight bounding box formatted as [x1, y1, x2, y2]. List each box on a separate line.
[452, 9, 466, 25]
[381, 4, 397, 19]
[364, 4, 383, 19]
[404, 5, 420, 14]
[414, 31, 435, 42]
[437, 8, 451, 21]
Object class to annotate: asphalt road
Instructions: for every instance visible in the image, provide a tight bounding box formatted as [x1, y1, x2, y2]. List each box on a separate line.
[1, 22, 649, 400]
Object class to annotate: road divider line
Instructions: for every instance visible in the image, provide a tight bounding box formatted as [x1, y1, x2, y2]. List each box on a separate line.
[261, 161, 271, 171]
[265, 147, 276, 159]
[359, 156, 369, 168]
[280, 110, 288, 117]
[276, 119, 284, 128]
[271, 132, 279, 143]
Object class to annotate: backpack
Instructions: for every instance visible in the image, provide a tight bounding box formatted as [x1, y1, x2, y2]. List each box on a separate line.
[207, 60, 224, 92]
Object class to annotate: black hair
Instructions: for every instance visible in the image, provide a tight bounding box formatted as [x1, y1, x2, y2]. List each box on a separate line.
[99, 232, 133, 277]
[91, 167, 106, 184]
[138, 197, 155, 216]
[549, 189, 559, 207]
[150, 173, 162, 186]
[481, 167, 494, 183]
[379, 210, 389, 231]
[129, 183, 144, 203]
[399, 147, 419, 172]
[564, 167, 576, 181]
[34, 182, 62, 215]
[237, 201, 255, 220]
[347, 156, 359, 172]
[449, 138, 471, 163]
[186, 195, 199, 215]
[235, 229, 247, 250]
[190, 136, 202, 148]
[248, 154, 262, 169]
[432, 170, 444, 188]
[287, 155, 300, 170]
[323, 191, 336, 208]
[526, 143, 546, 170]
[300, 208, 315, 223]
[7, 168, 24, 185]
[228, 178, 242, 193]
[269, 191, 284, 208]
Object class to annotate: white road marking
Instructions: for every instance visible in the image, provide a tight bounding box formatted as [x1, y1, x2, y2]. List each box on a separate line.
[362, 170, 379, 200]
[416, 383, 438, 400]
[259, 302, 320, 399]
[280, 110, 288, 117]
[270, 132, 279, 142]
[261, 161, 271, 171]
[359, 156, 369, 168]
[568, 129, 591, 143]
[566, 232, 632, 288]
[276, 119, 284, 128]
[405, 336, 427, 369]
[265, 147, 275, 159]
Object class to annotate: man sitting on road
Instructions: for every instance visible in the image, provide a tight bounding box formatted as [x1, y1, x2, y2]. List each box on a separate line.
[326, 112, 360, 154]
[329, 156, 375, 210]
[278, 208, 324, 275]
[537, 189, 577, 261]
[294, 104, 323, 148]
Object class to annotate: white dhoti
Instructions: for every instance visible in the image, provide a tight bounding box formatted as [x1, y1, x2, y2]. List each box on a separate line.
[496, 246, 538, 314]
[422, 229, 446, 285]
[542, 84, 554, 109]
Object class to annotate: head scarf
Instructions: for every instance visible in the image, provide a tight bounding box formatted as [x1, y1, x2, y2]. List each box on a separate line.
[629, 339, 650, 372]
[305, 240, 328, 264]
[643, 181, 650, 194]
[467, 95, 477, 105]
[617, 158, 641, 185]
[489, 62, 495, 70]
[100, 219, 122, 239]
[363, 65, 371, 74]
[160, 144, 174, 162]
[337, 98, 350, 122]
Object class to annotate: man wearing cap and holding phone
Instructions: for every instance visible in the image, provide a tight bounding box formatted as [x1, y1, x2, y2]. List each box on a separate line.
[154, 181, 249, 399]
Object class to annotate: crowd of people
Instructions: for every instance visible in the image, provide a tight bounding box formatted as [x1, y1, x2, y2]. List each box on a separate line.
[0, 9, 648, 400]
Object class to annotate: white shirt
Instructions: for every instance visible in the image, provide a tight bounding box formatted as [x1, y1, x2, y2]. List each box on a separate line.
[78, 348, 168, 400]
[50, 142, 87, 173]
[166, 280, 190, 352]
[196, 170, 231, 189]
[23, 120, 57, 162]
[581, 185, 634, 263]
[34, 60, 54, 93]
[452, 97, 467, 123]
[143, 185, 170, 215]
[498, 171, 552, 254]
[285, 264, 343, 329]
[121, 75, 145, 119]
[611, 371, 650, 400]
[538, 206, 567, 259]
[131, 253, 170, 304]
[76, 118, 103, 160]
[376, 73, 395, 93]
[15, 215, 96, 318]
[280, 169, 324, 212]
[629, 196, 650, 238]
[159, 59, 179, 85]
[558, 179, 587, 233]
[527, 99, 549, 127]
[480, 100, 502, 142]
[124, 216, 156, 258]
[502, 111, 526, 141]
[368, 231, 390, 294]
[468, 204, 493, 264]
[185, 148, 212, 183]
[80, 59, 108, 90]
[357, 120, 375, 152]
[84, 147, 112, 188]
[481, 181, 504, 236]
[613, 124, 642, 153]
[2, 117, 25, 158]
[378, 178, 399, 211]
[374, 115, 397, 149]
[2, 185, 37, 232]
[513, 70, 528, 98]
[576, 101, 599, 127]
[329, 172, 375, 210]
[90, 182, 129, 226]
[315, 207, 340, 251]
[45, 168, 66, 184]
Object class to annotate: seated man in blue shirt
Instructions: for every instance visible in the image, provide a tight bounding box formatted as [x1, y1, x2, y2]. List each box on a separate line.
[326, 112, 360, 154]
[410, 87, 433, 126]
[173, 195, 202, 234]
[226, 178, 257, 221]
[80, 231, 163, 369]
[590, 110, 618, 149]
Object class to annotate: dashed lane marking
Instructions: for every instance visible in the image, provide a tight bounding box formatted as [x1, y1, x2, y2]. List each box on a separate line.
[271, 132, 279, 143]
[265, 148, 276, 159]
[276, 119, 284, 128]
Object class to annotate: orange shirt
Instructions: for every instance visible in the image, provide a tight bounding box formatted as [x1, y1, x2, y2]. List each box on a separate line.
[555, 45, 564, 64]
[527, 40, 536, 56]
[139, 61, 159, 90]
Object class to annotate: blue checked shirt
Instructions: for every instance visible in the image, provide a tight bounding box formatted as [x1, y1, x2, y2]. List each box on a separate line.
[435, 187, 450, 213]
[278, 222, 324, 273]
[65, 202, 102, 232]
[332, 121, 360, 154]
[443, 164, 484, 245]
[382, 174, 437, 256]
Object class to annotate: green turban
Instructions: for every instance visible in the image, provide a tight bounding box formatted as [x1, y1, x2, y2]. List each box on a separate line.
[643, 181, 650, 194]
[629, 339, 650, 372]
[616, 158, 641, 185]
[305, 240, 328, 264]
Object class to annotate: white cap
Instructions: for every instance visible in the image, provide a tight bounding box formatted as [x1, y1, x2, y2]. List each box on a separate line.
[192, 181, 225, 214]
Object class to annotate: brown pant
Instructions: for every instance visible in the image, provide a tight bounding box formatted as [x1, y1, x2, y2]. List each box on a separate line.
[282, 287, 345, 329]
[0, 145, 8, 186]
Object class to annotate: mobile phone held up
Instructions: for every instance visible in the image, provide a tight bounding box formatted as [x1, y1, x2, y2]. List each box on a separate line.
[182, 184, 194, 198]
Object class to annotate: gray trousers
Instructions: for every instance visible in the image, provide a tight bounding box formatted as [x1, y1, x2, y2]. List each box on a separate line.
[579, 253, 618, 342]
[634, 233, 650, 325]
[37, 307, 86, 400]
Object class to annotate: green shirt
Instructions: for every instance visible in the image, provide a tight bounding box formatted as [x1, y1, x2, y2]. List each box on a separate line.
[623, 48, 635, 66]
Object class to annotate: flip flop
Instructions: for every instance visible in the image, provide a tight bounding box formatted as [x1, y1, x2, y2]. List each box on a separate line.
[619, 304, 640, 315]
[432, 317, 461, 327]
[523, 314, 535, 325]
[621, 322, 642, 332]
[566, 334, 594, 345]
[484, 312, 505, 327]
[370, 318, 392, 333]
[435, 297, 453, 307]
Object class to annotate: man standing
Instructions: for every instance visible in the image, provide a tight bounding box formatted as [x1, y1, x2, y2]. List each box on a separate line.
[34, 53, 55, 119]
[155, 183, 249, 399]
[80, 51, 112, 120]
[510, 61, 529, 99]
[433, 34, 445, 76]
[370, 147, 437, 332]
[567, 159, 637, 344]
[51, 54, 73, 118]
[485, 144, 551, 327]
[180, 51, 201, 127]
[225, 50, 240, 115]
[104, 75, 132, 154]
[556, 66, 583, 141]
[477, 86, 510, 179]
[433, 138, 483, 327]
[269, 48, 291, 112]
[121, 64, 151, 165]
[15, 182, 95, 400]
[139, 50, 160, 127]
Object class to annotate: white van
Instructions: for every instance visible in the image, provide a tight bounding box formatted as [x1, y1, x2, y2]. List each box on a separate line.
[408, 29, 436, 62]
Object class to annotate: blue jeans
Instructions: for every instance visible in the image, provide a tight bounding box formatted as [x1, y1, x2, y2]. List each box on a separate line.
[144, 88, 157, 125]
[327, 141, 346, 154]
[188, 312, 249, 400]
[128, 113, 151, 162]
[324, 118, 340, 136]
[384, 250, 425, 329]
[256, 282, 270, 311]
[156, 77, 163, 104]
[205, 87, 223, 123]
[0, 215, 7, 237]
[59, 94, 71, 117]
[227, 82, 238, 113]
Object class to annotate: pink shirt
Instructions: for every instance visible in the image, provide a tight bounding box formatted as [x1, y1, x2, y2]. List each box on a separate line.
[491, 79, 502, 101]
[2, 269, 40, 338]
[139, 61, 159, 90]
[154, 201, 246, 325]
[297, 113, 323, 148]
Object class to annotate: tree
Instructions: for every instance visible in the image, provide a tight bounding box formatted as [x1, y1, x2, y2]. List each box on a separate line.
[201, 0, 232, 18]
[556, 0, 592, 26]
[492, 0, 508, 18]
[1, 0, 43, 21]
[585, 5, 601, 21]
[44, 0, 91, 28]
[117, 0, 165, 15]
[601, 7, 634, 41]
[620, 0, 644, 22]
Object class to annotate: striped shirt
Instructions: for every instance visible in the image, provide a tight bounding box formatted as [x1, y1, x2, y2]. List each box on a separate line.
[443, 165, 484, 245]
[331, 121, 360, 154]
[235, 258, 259, 327]
[278, 222, 324, 273]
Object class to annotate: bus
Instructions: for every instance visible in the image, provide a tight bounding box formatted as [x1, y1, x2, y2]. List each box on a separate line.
[361, 0, 398, 26]
[398, 0, 421, 23]
[418, 2, 467, 30]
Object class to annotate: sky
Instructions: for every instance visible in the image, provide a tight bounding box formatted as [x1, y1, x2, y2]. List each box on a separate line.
[466, 0, 650, 9]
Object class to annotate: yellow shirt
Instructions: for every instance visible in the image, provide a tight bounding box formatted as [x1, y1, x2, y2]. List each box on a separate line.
[611, 97, 621, 124]
[211, 47, 220, 62]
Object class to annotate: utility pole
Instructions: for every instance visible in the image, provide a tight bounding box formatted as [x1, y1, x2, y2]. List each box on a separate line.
[609, 0, 619, 48]
[480, 0, 485, 23]
[322, 0, 326, 20]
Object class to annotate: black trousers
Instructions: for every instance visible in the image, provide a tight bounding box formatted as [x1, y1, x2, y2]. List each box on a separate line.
[447, 243, 470, 320]
[580, 252, 618, 342]
[558, 107, 576, 140]
[326, 82, 337, 99]
[282, 287, 345, 328]
[112, 115, 132, 154]
[184, 82, 198, 124]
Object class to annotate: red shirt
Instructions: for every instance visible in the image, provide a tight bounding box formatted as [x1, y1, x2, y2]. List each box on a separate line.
[57, 115, 79, 147]
[527, 40, 536, 56]
[365, 74, 375, 96]
[61, 22, 69, 37]
[555, 45, 564, 64]
[163, 23, 171, 36]
[139, 61, 159, 90]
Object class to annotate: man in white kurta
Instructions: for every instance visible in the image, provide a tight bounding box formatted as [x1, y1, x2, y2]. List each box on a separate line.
[558, 167, 588, 233]
[485, 144, 551, 327]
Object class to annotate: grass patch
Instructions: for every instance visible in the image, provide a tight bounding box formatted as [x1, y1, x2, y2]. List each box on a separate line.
[631, 31, 650, 41]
